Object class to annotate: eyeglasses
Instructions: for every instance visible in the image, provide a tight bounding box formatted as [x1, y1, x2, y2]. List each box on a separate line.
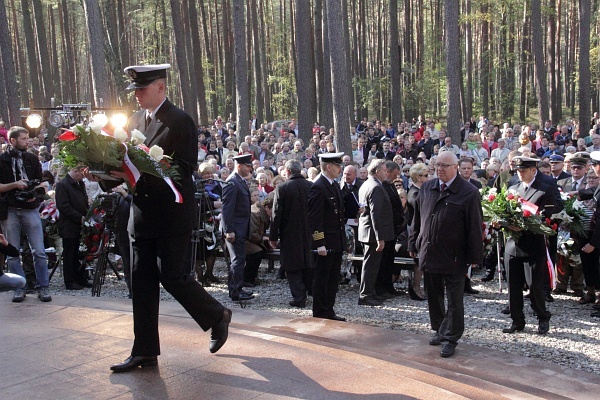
[587, 176, 599, 180]
[571, 165, 585, 170]
[435, 163, 457, 169]
[420, 174, 429, 177]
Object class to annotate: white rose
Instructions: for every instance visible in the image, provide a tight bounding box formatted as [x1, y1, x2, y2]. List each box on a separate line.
[488, 188, 497, 195]
[149, 145, 164, 162]
[113, 127, 128, 143]
[88, 119, 105, 133]
[130, 129, 146, 145]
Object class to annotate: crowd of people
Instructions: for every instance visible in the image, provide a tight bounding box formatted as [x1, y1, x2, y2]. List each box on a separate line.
[3, 76, 600, 362]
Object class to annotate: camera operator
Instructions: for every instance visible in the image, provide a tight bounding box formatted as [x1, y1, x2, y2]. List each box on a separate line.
[0, 126, 51, 302]
[55, 166, 91, 290]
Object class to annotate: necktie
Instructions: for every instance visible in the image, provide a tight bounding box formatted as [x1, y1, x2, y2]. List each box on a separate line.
[347, 183, 352, 191]
[572, 181, 578, 191]
[440, 183, 447, 192]
[145, 115, 152, 129]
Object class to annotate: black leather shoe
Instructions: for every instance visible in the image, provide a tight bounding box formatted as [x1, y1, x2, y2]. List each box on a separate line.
[231, 293, 254, 301]
[538, 320, 550, 334]
[552, 288, 566, 295]
[209, 308, 232, 353]
[289, 300, 306, 308]
[480, 272, 495, 282]
[591, 311, 600, 318]
[329, 315, 346, 322]
[408, 286, 426, 301]
[545, 293, 554, 303]
[240, 289, 254, 295]
[110, 355, 158, 372]
[440, 343, 455, 358]
[429, 332, 441, 346]
[592, 303, 600, 310]
[66, 283, 84, 290]
[358, 297, 384, 306]
[502, 323, 525, 333]
[389, 289, 405, 296]
[464, 280, 479, 294]
[501, 305, 511, 315]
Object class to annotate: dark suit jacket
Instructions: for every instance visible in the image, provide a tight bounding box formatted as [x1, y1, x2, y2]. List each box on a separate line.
[307, 174, 345, 252]
[340, 178, 364, 220]
[55, 174, 88, 239]
[269, 174, 313, 271]
[357, 177, 394, 243]
[127, 98, 197, 239]
[468, 178, 483, 189]
[375, 151, 395, 161]
[382, 181, 404, 236]
[408, 177, 483, 275]
[221, 172, 251, 239]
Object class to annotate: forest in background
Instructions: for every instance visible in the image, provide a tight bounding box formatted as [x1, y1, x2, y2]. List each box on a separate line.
[0, 0, 599, 152]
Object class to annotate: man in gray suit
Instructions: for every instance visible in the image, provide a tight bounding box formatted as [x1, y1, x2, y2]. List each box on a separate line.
[357, 159, 394, 306]
[222, 154, 254, 301]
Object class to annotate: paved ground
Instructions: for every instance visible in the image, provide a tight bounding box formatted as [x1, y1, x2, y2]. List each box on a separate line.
[1, 293, 599, 400]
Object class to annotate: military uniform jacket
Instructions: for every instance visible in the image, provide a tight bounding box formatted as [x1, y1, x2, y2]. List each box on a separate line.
[506, 174, 560, 259]
[55, 174, 88, 239]
[307, 174, 345, 252]
[221, 172, 251, 239]
[127, 98, 197, 239]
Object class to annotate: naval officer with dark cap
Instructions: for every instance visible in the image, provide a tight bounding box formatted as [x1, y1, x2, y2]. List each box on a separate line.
[222, 154, 255, 301]
[502, 156, 560, 336]
[110, 64, 231, 373]
[308, 152, 347, 321]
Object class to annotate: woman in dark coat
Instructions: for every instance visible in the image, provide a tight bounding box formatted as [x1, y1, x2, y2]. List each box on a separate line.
[269, 161, 314, 307]
[405, 163, 430, 300]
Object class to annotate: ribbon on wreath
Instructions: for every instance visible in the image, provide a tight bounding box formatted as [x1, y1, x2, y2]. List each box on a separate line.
[545, 239, 557, 290]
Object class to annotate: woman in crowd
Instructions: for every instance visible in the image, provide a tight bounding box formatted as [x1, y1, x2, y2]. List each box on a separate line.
[405, 163, 429, 301]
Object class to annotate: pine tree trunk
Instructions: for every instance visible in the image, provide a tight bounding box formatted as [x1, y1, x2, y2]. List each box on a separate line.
[82, 0, 111, 107]
[314, 0, 325, 125]
[519, 3, 529, 122]
[481, 0, 490, 118]
[258, 0, 272, 122]
[48, 5, 61, 105]
[31, 0, 53, 104]
[223, 0, 234, 119]
[578, 0, 591, 134]
[21, 0, 42, 107]
[321, 0, 333, 129]
[464, 0, 473, 120]
[547, 0, 558, 123]
[389, 0, 401, 125]
[199, 0, 219, 120]
[232, 0, 249, 138]
[169, 0, 197, 119]
[326, 0, 351, 154]
[294, 0, 317, 142]
[531, 0, 549, 125]
[251, 0, 264, 126]
[188, 0, 209, 125]
[445, 0, 461, 142]
[59, 0, 75, 103]
[0, 0, 21, 125]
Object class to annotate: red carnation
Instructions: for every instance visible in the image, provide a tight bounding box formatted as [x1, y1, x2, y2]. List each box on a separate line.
[90, 246, 98, 253]
[552, 223, 558, 230]
[507, 193, 515, 200]
[93, 208, 100, 214]
[57, 130, 78, 141]
[523, 210, 532, 218]
[95, 223, 103, 230]
[92, 234, 100, 242]
[86, 255, 94, 262]
[488, 194, 496, 201]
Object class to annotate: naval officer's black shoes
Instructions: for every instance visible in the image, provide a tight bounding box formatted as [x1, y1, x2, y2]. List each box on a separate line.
[502, 323, 525, 333]
[440, 343, 455, 358]
[537, 320, 550, 335]
[110, 355, 158, 372]
[429, 332, 441, 346]
[209, 308, 232, 353]
[328, 315, 346, 322]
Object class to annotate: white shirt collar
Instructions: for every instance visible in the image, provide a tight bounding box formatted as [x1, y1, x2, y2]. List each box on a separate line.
[146, 98, 167, 120]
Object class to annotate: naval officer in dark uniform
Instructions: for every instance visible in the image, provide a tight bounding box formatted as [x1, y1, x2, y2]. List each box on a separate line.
[110, 64, 231, 373]
[308, 152, 347, 321]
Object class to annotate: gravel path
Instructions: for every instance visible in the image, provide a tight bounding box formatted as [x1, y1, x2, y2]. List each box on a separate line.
[47, 259, 600, 376]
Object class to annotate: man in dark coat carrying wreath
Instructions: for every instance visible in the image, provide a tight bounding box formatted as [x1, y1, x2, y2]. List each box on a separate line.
[269, 159, 313, 308]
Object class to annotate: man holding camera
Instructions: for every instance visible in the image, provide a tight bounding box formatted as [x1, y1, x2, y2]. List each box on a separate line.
[0, 126, 51, 302]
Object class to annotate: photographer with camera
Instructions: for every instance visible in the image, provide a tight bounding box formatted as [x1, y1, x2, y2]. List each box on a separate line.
[0, 126, 51, 302]
[55, 166, 91, 290]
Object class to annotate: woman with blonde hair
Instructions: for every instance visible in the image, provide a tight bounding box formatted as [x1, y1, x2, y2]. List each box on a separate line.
[405, 163, 429, 300]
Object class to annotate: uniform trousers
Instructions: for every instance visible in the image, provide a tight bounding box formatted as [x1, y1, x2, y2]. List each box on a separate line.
[225, 237, 246, 296]
[131, 233, 224, 356]
[508, 257, 551, 325]
[375, 240, 396, 294]
[286, 268, 313, 304]
[312, 252, 342, 318]
[424, 272, 465, 346]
